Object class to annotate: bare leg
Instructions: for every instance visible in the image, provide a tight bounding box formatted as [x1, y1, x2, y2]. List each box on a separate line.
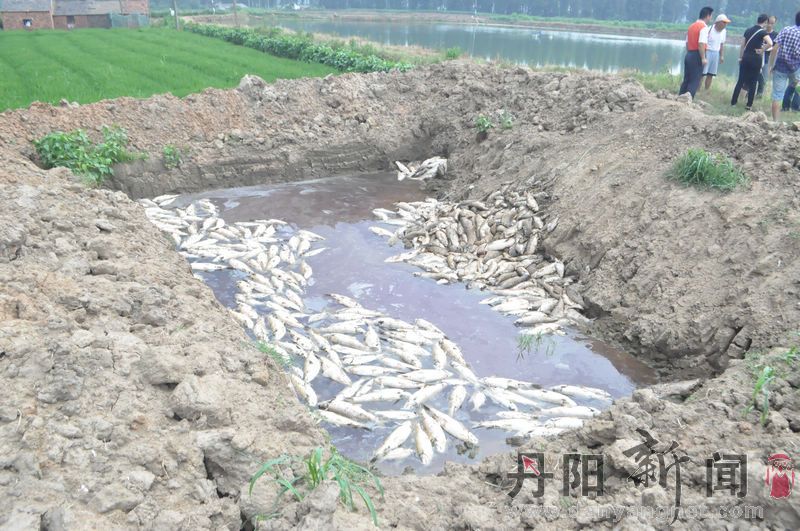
[705, 76, 713, 90]
[772, 100, 781, 121]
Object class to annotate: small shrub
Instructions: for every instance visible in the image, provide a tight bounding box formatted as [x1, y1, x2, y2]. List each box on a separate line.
[249, 446, 383, 525]
[498, 110, 514, 130]
[444, 47, 462, 60]
[474, 114, 495, 134]
[162, 144, 183, 169]
[33, 125, 138, 185]
[669, 148, 748, 191]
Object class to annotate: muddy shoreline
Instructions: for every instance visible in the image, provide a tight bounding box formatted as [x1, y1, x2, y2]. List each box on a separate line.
[1, 63, 798, 528]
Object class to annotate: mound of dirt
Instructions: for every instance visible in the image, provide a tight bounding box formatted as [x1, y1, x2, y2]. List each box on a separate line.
[1, 62, 798, 529]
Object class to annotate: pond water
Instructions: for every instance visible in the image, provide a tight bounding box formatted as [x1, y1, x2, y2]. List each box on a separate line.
[273, 19, 740, 77]
[165, 172, 655, 474]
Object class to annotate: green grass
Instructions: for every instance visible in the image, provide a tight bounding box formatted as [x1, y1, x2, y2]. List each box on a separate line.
[743, 341, 798, 426]
[257, 340, 293, 368]
[0, 28, 336, 111]
[669, 148, 748, 191]
[249, 446, 384, 526]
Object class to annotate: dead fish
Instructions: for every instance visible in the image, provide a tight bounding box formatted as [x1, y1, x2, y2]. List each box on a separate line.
[414, 422, 434, 465]
[319, 356, 352, 386]
[470, 390, 487, 412]
[289, 374, 317, 407]
[440, 339, 466, 365]
[374, 376, 422, 390]
[369, 226, 396, 238]
[374, 421, 413, 459]
[516, 388, 578, 407]
[431, 341, 447, 369]
[447, 385, 467, 416]
[328, 333, 370, 351]
[318, 322, 365, 336]
[288, 329, 317, 353]
[374, 317, 414, 330]
[540, 406, 600, 419]
[374, 410, 417, 422]
[267, 315, 287, 341]
[317, 409, 370, 430]
[425, 406, 479, 446]
[480, 377, 536, 390]
[483, 388, 518, 411]
[376, 447, 414, 462]
[420, 409, 447, 453]
[352, 388, 410, 404]
[322, 400, 379, 423]
[405, 383, 449, 409]
[304, 353, 321, 383]
[545, 417, 584, 429]
[346, 365, 398, 377]
[473, 419, 542, 434]
[328, 293, 360, 308]
[364, 325, 381, 350]
[550, 385, 613, 403]
[450, 363, 479, 384]
[403, 369, 451, 383]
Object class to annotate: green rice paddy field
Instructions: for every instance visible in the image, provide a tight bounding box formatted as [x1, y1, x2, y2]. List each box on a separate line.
[0, 28, 336, 111]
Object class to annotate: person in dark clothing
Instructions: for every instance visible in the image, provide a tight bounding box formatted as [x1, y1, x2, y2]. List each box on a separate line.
[731, 14, 774, 110]
[679, 6, 714, 98]
[782, 82, 800, 111]
[757, 16, 778, 97]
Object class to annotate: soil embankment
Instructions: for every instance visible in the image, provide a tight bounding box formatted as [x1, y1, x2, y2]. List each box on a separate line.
[0, 63, 798, 528]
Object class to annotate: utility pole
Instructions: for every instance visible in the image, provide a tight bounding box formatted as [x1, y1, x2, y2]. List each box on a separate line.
[171, 0, 179, 30]
[233, 0, 239, 27]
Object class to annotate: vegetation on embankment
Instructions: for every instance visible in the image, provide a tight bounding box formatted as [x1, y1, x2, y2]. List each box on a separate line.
[0, 28, 336, 111]
[183, 22, 413, 72]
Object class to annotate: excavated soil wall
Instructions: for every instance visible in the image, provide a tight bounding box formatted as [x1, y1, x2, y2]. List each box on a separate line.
[1, 63, 798, 529]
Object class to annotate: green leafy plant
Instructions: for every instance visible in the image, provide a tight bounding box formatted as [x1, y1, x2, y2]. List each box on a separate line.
[33, 125, 139, 185]
[162, 144, 183, 169]
[249, 446, 384, 526]
[744, 340, 798, 426]
[749, 365, 776, 426]
[668, 148, 748, 191]
[257, 341, 292, 368]
[498, 109, 514, 130]
[516, 333, 556, 360]
[474, 114, 495, 134]
[444, 47, 462, 60]
[184, 22, 413, 73]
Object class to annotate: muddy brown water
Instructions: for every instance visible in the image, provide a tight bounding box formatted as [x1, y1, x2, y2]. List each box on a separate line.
[170, 172, 655, 475]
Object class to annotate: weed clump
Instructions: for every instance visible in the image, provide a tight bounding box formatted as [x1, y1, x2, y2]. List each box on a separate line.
[33, 126, 140, 185]
[162, 144, 183, 169]
[444, 46, 462, 60]
[669, 148, 748, 191]
[249, 446, 383, 526]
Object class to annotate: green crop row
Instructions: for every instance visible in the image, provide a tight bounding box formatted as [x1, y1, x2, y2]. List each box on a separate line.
[184, 22, 413, 73]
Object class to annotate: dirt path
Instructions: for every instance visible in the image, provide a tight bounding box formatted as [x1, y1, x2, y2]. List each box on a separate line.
[0, 63, 798, 528]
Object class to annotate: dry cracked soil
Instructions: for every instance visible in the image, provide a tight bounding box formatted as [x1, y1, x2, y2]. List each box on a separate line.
[0, 62, 798, 530]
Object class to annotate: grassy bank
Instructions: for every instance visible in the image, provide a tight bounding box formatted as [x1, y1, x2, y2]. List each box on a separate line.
[0, 28, 336, 111]
[629, 70, 790, 118]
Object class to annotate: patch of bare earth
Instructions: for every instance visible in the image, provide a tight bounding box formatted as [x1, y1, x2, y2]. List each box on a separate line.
[0, 63, 798, 529]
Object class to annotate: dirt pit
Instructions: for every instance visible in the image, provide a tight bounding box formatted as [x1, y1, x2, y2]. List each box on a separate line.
[1, 62, 799, 529]
[154, 172, 654, 476]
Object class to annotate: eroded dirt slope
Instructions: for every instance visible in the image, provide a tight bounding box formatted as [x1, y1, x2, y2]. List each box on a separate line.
[1, 63, 798, 529]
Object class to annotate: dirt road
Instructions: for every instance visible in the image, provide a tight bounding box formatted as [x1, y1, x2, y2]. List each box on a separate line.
[0, 63, 798, 528]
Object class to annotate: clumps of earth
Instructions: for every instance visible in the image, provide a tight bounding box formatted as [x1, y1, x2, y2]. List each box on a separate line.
[0, 62, 798, 529]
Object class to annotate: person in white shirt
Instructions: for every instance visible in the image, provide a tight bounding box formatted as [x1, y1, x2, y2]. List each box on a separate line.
[701, 14, 732, 90]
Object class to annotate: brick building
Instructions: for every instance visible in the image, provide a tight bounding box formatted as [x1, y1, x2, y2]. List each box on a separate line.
[0, 0, 149, 30]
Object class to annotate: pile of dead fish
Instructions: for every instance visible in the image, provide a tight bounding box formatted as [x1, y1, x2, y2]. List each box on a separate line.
[140, 192, 612, 467]
[395, 157, 448, 182]
[370, 184, 589, 338]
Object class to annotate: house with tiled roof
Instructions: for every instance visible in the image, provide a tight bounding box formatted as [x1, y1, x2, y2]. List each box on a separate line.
[0, 0, 149, 30]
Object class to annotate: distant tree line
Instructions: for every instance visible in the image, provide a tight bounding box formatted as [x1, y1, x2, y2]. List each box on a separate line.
[154, 1, 800, 27]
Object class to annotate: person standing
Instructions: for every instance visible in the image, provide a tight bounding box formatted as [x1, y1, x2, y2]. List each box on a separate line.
[679, 6, 714, 98]
[702, 14, 731, 90]
[757, 15, 778, 97]
[731, 14, 773, 111]
[769, 11, 800, 121]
